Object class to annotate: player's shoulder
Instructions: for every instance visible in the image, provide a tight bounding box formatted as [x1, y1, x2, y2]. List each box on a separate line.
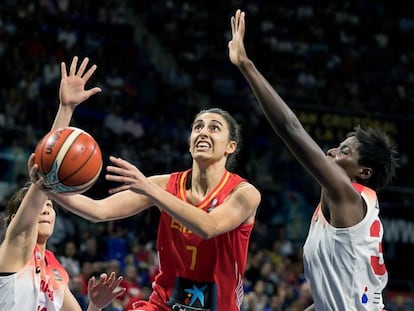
[229, 172, 259, 192]
[234, 180, 261, 201]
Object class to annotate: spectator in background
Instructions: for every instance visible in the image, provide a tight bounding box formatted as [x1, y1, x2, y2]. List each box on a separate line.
[243, 279, 269, 311]
[117, 264, 142, 306]
[79, 236, 106, 267]
[59, 240, 81, 277]
[103, 102, 125, 137]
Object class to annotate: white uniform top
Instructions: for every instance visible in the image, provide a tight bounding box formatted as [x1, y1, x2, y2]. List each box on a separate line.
[303, 183, 387, 311]
[0, 245, 69, 311]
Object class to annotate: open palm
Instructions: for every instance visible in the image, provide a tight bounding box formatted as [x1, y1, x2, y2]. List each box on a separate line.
[59, 56, 102, 108]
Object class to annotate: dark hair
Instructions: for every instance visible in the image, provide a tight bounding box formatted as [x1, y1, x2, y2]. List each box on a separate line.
[348, 125, 399, 191]
[193, 108, 242, 170]
[4, 181, 32, 226]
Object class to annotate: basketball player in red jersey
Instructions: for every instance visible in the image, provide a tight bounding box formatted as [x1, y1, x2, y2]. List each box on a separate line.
[0, 57, 125, 310]
[37, 59, 261, 310]
[228, 9, 398, 311]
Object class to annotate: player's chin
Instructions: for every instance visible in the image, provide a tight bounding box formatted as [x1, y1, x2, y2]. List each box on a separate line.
[38, 227, 54, 239]
[193, 152, 212, 162]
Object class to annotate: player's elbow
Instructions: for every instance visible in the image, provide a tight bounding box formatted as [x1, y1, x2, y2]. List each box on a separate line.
[192, 222, 217, 240]
[196, 222, 221, 239]
[197, 230, 216, 240]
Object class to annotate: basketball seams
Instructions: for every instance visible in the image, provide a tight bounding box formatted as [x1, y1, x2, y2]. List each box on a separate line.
[34, 126, 102, 194]
[55, 128, 84, 176]
[60, 140, 102, 185]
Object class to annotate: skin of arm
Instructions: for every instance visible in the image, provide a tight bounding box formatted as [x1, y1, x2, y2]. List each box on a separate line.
[229, 10, 362, 227]
[0, 156, 47, 272]
[48, 187, 154, 223]
[105, 156, 261, 239]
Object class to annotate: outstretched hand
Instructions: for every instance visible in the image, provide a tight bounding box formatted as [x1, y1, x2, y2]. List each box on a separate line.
[229, 9, 249, 66]
[106, 156, 151, 195]
[59, 56, 102, 109]
[88, 272, 125, 309]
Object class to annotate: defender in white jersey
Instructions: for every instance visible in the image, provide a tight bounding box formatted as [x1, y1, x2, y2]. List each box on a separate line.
[0, 56, 125, 311]
[229, 9, 399, 311]
[304, 183, 388, 310]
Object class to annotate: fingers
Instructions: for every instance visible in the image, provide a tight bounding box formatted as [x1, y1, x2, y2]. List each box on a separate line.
[76, 57, 89, 77]
[231, 15, 235, 37]
[108, 156, 135, 171]
[82, 64, 97, 82]
[109, 155, 123, 164]
[107, 271, 123, 287]
[113, 286, 127, 297]
[85, 87, 103, 98]
[69, 56, 78, 76]
[65, 55, 98, 80]
[94, 272, 124, 290]
[28, 153, 41, 184]
[108, 185, 130, 194]
[99, 273, 108, 282]
[28, 153, 35, 167]
[88, 276, 96, 290]
[60, 62, 67, 78]
[231, 9, 245, 36]
[240, 11, 245, 35]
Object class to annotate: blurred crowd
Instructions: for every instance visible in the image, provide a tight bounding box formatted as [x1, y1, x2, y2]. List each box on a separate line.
[1, 1, 413, 310]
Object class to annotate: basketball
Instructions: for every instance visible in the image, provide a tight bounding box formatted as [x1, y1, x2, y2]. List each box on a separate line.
[34, 127, 103, 194]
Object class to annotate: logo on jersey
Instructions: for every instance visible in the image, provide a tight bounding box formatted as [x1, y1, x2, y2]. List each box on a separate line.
[53, 268, 64, 281]
[169, 277, 218, 311]
[35, 251, 42, 273]
[360, 286, 383, 306]
[361, 286, 369, 304]
[207, 198, 218, 213]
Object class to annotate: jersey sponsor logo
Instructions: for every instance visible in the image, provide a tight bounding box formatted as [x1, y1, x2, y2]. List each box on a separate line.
[360, 286, 383, 306]
[361, 286, 369, 304]
[53, 268, 64, 281]
[207, 198, 218, 213]
[169, 277, 217, 311]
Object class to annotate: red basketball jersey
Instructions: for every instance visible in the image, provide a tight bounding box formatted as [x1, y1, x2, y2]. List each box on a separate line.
[154, 169, 253, 311]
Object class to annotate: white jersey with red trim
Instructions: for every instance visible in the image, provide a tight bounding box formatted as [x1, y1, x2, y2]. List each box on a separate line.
[0, 245, 69, 311]
[303, 183, 387, 310]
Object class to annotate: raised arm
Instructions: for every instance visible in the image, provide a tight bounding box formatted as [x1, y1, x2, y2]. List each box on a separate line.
[52, 56, 102, 130]
[228, 10, 353, 198]
[0, 155, 47, 272]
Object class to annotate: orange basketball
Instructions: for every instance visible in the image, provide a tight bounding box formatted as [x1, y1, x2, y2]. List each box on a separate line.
[34, 127, 102, 194]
